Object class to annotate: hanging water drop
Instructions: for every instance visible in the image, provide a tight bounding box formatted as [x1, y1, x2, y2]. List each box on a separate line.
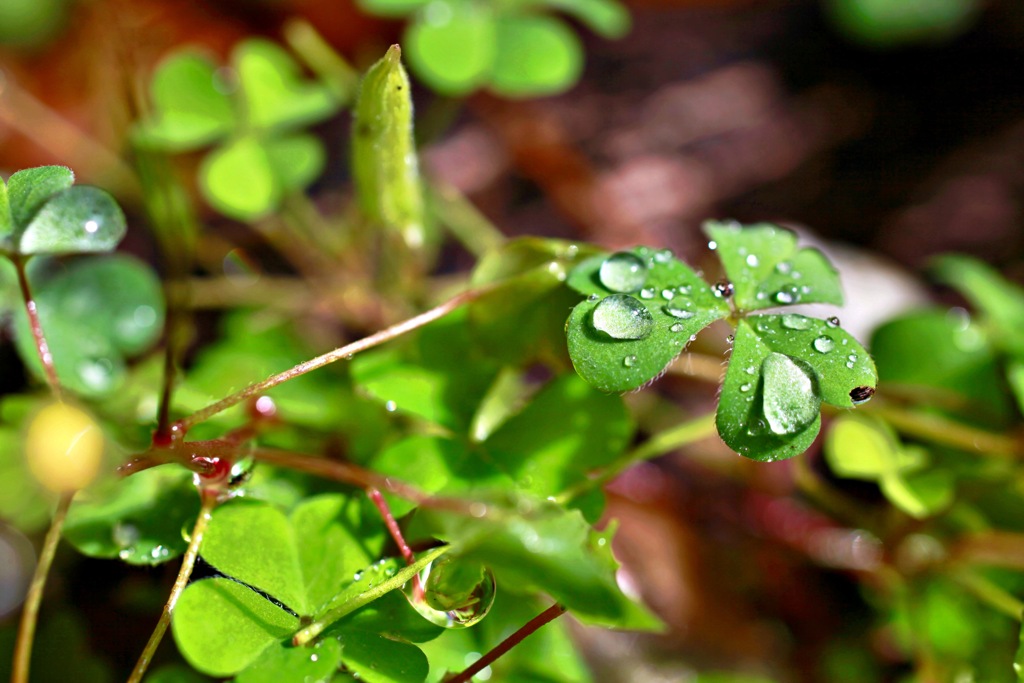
[812, 336, 835, 353]
[407, 555, 496, 629]
[591, 295, 654, 340]
[598, 252, 648, 293]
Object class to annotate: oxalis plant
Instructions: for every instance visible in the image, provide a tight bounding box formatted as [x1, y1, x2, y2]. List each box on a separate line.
[5, 34, 1024, 683]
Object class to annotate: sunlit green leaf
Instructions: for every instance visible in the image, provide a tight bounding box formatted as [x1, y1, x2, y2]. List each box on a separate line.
[235, 638, 341, 683]
[566, 247, 729, 393]
[421, 496, 661, 630]
[351, 310, 500, 431]
[172, 578, 299, 677]
[337, 630, 429, 683]
[703, 220, 842, 311]
[201, 496, 382, 616]
[484, 374, 633, 496]
[490, 15, 583, 97]
[470, 238, 598, 365]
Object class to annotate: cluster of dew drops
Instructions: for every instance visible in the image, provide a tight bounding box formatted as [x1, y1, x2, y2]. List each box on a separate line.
[587, 249, 704, 366]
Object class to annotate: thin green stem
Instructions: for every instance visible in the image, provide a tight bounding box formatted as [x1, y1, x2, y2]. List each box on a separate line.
[12, 493, 72, 683]
[445, 603, 567, 683]
[127, 494, 216, 683]
[426, 181, 506, 257]
[179, 286, 494, 431]
[558, 412, 718, 503]
[950, 570, 1024, 621]
[862, 400, 1020, 458]
[293, 545, 450, 646]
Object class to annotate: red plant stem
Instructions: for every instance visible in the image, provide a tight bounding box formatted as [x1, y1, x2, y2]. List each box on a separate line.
[127, 493, 216, 683]
[11, 493, 73, 683]
[367, 488, 416, 565]
[445, 603, 568, 683]
[178, 286, 492, 431]
[251, 448, 482, 518]
[13, 257, 63, 400]
[367, 487, 424, 599]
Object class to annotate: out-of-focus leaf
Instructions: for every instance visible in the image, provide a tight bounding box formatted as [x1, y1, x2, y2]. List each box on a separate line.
[235, 40, 338, 132]
[12, 255, 165, 396]
[405, 2, 496, 95]
[490, 15, 583, 97]
[134, 53, 235, 150]
[63, 464, 199, 565]
[932, 254, 1024, 356]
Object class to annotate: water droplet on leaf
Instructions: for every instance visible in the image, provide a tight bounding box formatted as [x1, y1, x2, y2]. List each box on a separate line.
[781, 314, 812, 330]
[599, 252, 648, 293]
[670, 323, 684, 332]
[653, 248, 673, 263]
[762, 353, 819, 435]
[813, 336, 835, 353]
[661, 289, 675, 300]
[745, 254, 759, 267]
[639, 288, 655, 299]
[623, 355, 636, 367]
[664, 306, 694, 319]
[826, 316, 840, 328]
[591, 294, 654, 340]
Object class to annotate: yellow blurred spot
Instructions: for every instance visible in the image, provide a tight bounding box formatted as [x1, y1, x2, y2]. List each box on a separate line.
[25, 402, 104, 493]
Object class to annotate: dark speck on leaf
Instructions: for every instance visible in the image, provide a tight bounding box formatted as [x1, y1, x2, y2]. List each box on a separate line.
[850, 386, 875, 404]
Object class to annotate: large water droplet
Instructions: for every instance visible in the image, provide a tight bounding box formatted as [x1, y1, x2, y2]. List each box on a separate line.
[813, 336, 835, 353]
[408, 555, 496, 629]
[761, 353, 819, 435]
[591, 295, 653, 340]
[781, 314, 812, 330]
[599, 252, 648, 293]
